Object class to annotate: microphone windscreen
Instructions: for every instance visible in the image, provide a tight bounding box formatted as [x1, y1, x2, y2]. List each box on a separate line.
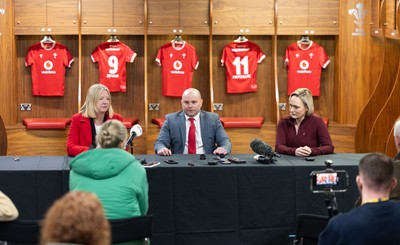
[250, 139, 273, 156]
[130, 124, 143, 137]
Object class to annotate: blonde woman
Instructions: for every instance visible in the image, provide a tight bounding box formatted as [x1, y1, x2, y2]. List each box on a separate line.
[275, 88, 334, 156]
[67, 84, 123, 156]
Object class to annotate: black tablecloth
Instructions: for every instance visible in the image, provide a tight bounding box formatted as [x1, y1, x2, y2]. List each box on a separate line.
[138, 153, 363, 245]
[0, 156, 69, 219]
[0, 154, 364, 245]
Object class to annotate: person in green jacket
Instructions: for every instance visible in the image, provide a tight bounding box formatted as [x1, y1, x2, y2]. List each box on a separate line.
[69, 119, 149, 243]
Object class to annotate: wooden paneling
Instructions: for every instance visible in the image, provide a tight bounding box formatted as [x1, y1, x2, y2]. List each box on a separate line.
[277, 0, 339, 35]
[0, 0, 16, 126]
[308, 0, 339, 28]
[14, 0, 79, 34]
[212, 0, 274, 35]
[146, 35, 210, 123]
[47, 0, 79, 27]
[15, 36, 79, 121]
[276, 36, 336, 120]
[114, 0, 145, 28]
[7, 123, 354, 156]
[147, 0, 179, 28]
[368, 41, 400, 152]
[277, 0, 308, 28]
[147, 0, 209, 34]
[81, 0, 113, 27]
[212, 36, 274, 121]
[384, 0, 398, 38]
[370, 0, 385, 36]
[0, 115, 7, 155]
[14, 0, 46, 27]
[336, 0, 371, 124]
[354, 36, 388, 153]
[179, 0, 209, 28]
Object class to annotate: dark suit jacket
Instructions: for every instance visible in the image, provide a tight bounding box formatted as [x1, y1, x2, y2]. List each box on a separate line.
[154, 110, 231, 154]
[67, 113, 123, 157]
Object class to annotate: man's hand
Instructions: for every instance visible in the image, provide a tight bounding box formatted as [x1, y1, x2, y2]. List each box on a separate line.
[157, 147, 172, 156]
[213, 147, 227, 155]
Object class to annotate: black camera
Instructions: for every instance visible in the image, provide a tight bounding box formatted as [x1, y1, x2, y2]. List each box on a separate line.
[309, 160, 349, 194]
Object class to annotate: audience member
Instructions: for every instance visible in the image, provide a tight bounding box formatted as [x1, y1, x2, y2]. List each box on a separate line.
[40, 191, 110, 245]
[154, 88, 232, 156]
[67, 84, 123, 157]
[318, 153, 400, 245]
[275, 88, 334, 156]
[69, 119, 148, 220]
[0, 191, 18, 221]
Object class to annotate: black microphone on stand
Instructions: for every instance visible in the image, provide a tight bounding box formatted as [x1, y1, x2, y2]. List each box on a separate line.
[250, 139, 280, 164]
[125, 124, 143, 149]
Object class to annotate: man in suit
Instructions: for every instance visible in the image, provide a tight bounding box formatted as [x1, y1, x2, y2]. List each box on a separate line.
[154, 88, 232, 156]
[318, 153, 400, 245]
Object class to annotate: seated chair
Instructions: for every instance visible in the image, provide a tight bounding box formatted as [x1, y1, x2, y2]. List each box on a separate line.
[110, 215, 153, 244]
[293, 213, 329, 245]
[0, 219, 40, 244]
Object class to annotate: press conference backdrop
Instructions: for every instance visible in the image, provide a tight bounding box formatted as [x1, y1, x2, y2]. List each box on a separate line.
[0, 154, 363, 245]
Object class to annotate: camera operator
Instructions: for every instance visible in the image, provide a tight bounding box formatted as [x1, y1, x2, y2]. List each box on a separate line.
[318, 153, 400, 245]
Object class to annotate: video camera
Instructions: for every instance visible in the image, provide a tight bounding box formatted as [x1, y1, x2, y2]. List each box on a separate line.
[309, 160, 349, 194]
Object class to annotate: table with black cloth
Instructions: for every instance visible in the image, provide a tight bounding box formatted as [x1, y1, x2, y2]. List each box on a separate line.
[0, 156, 69, 219]
[138, 153, 363, 245]
[0, 154, 364, 245]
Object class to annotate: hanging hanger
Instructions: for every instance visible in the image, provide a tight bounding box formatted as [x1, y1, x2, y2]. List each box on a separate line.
[108, 35, 119, 42]
[298, 35, 311, 44]
[234, 35, 248, 42]
[40, 35, 55, 44]
[173, 35, 183, 44]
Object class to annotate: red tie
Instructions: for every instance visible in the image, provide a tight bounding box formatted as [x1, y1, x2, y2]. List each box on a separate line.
[188, 118, 196, 154]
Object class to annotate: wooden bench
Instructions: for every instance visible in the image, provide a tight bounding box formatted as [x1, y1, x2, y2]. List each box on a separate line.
[22, 118, 72, 129]
[220, 117, 264, 128]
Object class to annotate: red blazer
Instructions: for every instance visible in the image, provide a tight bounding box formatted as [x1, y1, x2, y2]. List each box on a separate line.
[67, 113, 123, 156]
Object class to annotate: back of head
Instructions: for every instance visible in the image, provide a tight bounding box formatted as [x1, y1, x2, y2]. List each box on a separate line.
[80, 84, 114, 118]
[289, 88, 314, 115]
[97, 119, 127, 149]
[40, 191, 110, 245]
[359, 153, 394, 192]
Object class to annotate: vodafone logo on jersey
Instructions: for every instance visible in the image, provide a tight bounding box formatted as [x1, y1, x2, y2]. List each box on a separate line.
[297, 60, 312, 74]
[171, 60, 184, 74]
[41, 61, 56, 74]
[44, 61, 53, 70]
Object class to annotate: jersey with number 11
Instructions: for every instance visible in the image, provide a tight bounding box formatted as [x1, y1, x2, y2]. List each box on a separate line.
[221, 41, 265, 93]
[91, 41, 137, 92]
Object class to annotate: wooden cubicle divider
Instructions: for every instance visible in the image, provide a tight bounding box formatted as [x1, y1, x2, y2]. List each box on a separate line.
[354, 37, 397, 153]
[354, 1, 400, 157]
[0, 115, 7, 155]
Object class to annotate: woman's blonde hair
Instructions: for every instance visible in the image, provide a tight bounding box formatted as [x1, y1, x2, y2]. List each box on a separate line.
[97, 119, 127, 148]
[40, 191, 110, 245]
[80, 84, 114, 118]
[289, 88, 314, 116]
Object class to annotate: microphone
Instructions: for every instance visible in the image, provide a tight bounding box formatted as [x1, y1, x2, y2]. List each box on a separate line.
[250, 139, 280, 164]
[250, 138, 273, 156]
[125, 124, 143, 148]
